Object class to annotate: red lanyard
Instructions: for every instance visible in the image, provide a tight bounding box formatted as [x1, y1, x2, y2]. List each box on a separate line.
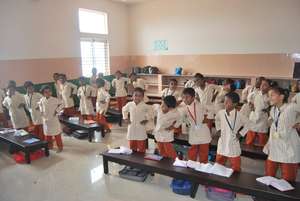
[187, 102, 197, 124]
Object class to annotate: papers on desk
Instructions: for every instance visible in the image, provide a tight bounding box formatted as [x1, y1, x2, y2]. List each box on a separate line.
[15, 129, 29, 136]
[23, 138, 40, 144]
[0, 128, 16, 134]
[256, 176, 294, 192]
[173, 158, 234, 178]
[144, 154, 163, 161]
[108, 146, 132, 155]
[69, 117, 80, 122]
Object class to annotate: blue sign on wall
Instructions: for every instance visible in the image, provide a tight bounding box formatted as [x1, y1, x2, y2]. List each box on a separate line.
[154, 40, 168, 51]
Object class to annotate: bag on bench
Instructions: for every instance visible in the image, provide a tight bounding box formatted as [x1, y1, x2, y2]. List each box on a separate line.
[119, 166, 148, 182]
[170, 179, 192, 195]
[205, 186, 236, 201]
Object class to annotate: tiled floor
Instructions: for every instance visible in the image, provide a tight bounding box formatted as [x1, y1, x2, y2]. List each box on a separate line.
[0, 124, 298, 201]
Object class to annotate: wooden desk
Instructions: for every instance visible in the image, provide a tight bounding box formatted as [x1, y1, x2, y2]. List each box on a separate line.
[147, 133, 267, 160]
[59, 116, 104, 142]
[101, 151, 300, 201]
[0, 131, 49, 164]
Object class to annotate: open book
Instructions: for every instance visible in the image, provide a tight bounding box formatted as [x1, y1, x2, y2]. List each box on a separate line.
[256, 176, 294, 192]
[108, 146, 132, 155]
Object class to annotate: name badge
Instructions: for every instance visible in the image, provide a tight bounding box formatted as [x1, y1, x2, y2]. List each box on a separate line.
[272, 132, 280, 139]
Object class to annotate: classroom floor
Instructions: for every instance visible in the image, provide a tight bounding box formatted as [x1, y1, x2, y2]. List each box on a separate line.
[0, 124, 299, 201]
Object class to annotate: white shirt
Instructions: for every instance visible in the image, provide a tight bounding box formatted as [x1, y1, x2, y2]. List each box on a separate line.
[122, 101, 153, 140]
[131, 78, 146, 90]
[39, 97, 64, 136]
[3, 92, 30, 129]
[181, 101, 212, 145]
[77, 85, 95, 115]
[215, 109, 250, 157]
[161, 88, 182, 101]
[194, 84, 221, 106]
[96, 87, 111, 114]
[24, 92, 43, 125]
[60, 82, 77, 108]
[54, 82, 61, 99]
[263, 103, 300, 163]
[0, 89, 6, 113]
[249, 91, 269, 133]
[112, 77, 129, 97]
[214, 87, 228, 115]
[153, 105, 181, 142]
[241, 85, 255, 103]
[185, 80, 195, 88]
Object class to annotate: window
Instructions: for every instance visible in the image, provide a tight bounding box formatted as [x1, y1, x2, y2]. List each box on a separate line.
[79, 8, 109, 77]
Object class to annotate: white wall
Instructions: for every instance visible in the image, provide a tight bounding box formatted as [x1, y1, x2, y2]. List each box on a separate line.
[0, 0, 129, 60]
[128, 0, 300, 55]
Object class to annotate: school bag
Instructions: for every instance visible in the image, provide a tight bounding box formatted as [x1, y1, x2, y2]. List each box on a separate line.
[205, 186, 236, 201]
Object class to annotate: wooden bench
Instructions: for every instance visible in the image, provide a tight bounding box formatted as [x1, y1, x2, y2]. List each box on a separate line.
[101, 151, 300, 201]
[147, 133, 267, 160]
[0, 131, 49, 164]
[59, 116, 104, 142]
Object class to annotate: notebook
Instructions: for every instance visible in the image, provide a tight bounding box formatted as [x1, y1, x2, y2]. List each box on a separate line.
[144, 154, 163, 161]
[256, 176, 294, 191]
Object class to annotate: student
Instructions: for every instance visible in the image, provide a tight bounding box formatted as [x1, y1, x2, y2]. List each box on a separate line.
[90, 67, 98, 88]
[153, 95, 181, 159]
[58, 74, 77, 116]
[181, 88, 212, 163]
[214, 78, 236, 115]
[0, 86, 8, 127]
[98, 73, 111, 91]
[95, 78, 111, 133]
[77, 77, 95, 120]
[264, 86, 300, 182]
[53, 73, 61, 98]
[246, 78, 270, 146]
[161, 79, 182, 102]
[3, 81, 30, 130]
[39, 85, 64, 152]
[23, 81, 44, 140]
[185, 73, 203, 88]
[122, 87, 152, 153]
[112, 71, 129, 111]
[215, 92, 250, 172]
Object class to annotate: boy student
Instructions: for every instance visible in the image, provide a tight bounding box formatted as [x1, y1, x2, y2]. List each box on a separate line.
[112, 71, 129, 111]
[184, 73, 203, 88]
[215, 92, 251, 172]
[58, 74, 77, 116]
[23, 81, 44, 140]
[53, 73, 61, 98]
[214, 78, 236, 115]
[122, 87, 152, 153]
[264, 86, 300, 182]
[3, 81, 30, 130]
[39, 85, 64, 152]
[161, 79, 182, 102]
[181, 88, 212, 163]
[0, 86, 8, 127]
[77, 77, 95, 120]
[95, 78, 111, 133]
[97, 73, 111, 91]
[246, 78, 271, 146]
[153, 95, 181, 159]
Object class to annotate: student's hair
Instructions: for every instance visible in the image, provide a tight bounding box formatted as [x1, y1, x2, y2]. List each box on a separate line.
[182, 87, 196, 97]
[96, 78, 105, 87]
[194, 73, 204, 79]
[115, 70, 122, 74]
[169, 79, 178, 85]
[163, 95, 177, 108]
[260, 78, 271, 86]
[133, 87, 144, 96]
[7, 80, 17, 89]
[23, 81, 34, 89]
[40, 85, 51, 94]
[53, 73, 60, 77]
[224, 78, 236, 92]
[225, 92, 240, 104]
[270, 86, 290, 103]
[59, 74, 66, 79]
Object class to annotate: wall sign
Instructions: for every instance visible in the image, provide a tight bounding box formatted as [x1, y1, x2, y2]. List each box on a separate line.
[154, 40, 168, 51]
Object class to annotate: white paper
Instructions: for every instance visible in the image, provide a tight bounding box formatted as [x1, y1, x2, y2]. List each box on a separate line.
[108, 146, 132, 155]
[187, 160, 200, 169]
[194, 163, 214, 173]
[256, 176, 295, 192]
[209, 163, 234, 178]
[173, 158, 187, 168]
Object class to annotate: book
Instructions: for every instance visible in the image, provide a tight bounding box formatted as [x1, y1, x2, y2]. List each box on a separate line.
[256, 176, 294, 192]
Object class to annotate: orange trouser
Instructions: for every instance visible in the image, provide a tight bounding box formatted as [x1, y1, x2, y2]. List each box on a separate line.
[117, 96, 127, 112]
[157, 142, 177, 159]
[0, 113, 9, 128]
[63, 107, 77, 117]
[95, 113, 111, 130]
[216, 154, 241, 172]
[245, 131, 268, 146]
[129, 140, 147, 153]
[265, 159, 298, 182]
[46, 134, 63, 149]
[188, 144, 209, 163]
[33, 124, 45, 141]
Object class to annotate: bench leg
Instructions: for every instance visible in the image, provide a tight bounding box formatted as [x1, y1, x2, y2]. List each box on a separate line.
[25, 151, 31, 164]
[44, 146, 50, 157]
[101, 127, 105, 138]
[190, 183, 199, 198]
[103, 157, 109, 174]
[88, 131, 93, 142]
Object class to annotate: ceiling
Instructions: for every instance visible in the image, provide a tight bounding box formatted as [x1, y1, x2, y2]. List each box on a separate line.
[110, 0, 149, 4]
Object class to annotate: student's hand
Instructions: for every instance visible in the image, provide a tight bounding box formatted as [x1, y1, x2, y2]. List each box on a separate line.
[292, 123, 300, 130]
[140, 120, 148, 125]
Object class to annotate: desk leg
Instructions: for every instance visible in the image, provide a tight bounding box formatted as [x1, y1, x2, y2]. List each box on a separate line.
[101, 127, 105, 138]
[103, 157, 109, 174]
[44, 146, 50, 157]
[190, 183, 199, 198]
[88, 131, 93, 142]
[25, 151, 31, 164]
[118, 115, 122, 127]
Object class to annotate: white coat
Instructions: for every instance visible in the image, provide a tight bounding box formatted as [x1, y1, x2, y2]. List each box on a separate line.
[96, 87, 110, 114]
[77, 85, 95, 115]
[24, 92, 43, 125]
[0, 89, 6, 113]
[112, 77, 129, 97]
[60, 82, 77, 108]
[161, 88, 182, 101]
